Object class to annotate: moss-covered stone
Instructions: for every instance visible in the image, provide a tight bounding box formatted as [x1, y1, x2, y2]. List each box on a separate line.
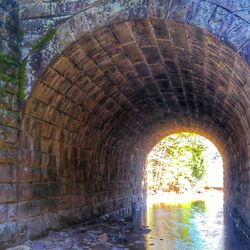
[31, 28, 57, 54]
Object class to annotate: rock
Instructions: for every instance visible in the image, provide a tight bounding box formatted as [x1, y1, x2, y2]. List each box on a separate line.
[47, 230, 57, 238]
[99, 233, 108, 242]
[78, 227, 88, 232]
[134, 240, 144, 244]
[59, 232, 68, 237]
[112, 234, 127, 243]
[6, 246, 31, 250]
[31, 240, 45, 250]
[87, 230, 102, 234]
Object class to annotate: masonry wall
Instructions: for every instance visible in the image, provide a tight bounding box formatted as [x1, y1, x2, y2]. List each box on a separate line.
[19, 0, 250, 94]
[0, 0, 20, 246]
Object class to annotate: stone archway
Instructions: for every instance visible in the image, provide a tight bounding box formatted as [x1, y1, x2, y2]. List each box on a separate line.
[18, 19, 250, 245]
[0, 0, 249, 247]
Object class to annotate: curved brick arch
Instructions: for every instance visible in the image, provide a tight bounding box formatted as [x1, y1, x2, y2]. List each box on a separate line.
[16, 18, 250, 246]
[23, 0, 250, 96]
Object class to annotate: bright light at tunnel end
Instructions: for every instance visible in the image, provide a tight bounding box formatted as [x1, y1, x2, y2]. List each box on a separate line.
[145, 132, 224, 203]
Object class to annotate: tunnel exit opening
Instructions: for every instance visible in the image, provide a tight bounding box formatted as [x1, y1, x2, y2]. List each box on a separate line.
[142, 133, 231, 248]
[146, 132, 224, 198]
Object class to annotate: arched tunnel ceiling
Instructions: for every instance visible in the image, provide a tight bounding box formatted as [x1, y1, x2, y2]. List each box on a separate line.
[24, 20, 250, 159]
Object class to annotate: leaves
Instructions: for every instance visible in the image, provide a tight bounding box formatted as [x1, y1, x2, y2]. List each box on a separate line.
[147, 133, 207, 193]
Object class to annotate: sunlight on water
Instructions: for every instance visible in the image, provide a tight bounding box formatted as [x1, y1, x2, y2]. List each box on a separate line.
[141, 191, 245, 250]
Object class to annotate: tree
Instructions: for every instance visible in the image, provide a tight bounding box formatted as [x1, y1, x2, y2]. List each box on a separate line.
[147, 133, 207, 193]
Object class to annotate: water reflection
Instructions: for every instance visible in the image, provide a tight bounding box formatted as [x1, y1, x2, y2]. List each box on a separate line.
[140, 191, 248, 250]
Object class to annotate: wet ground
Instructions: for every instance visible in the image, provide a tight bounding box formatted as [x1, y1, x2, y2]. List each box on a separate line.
[8, 218, 149, 250]
[8, 191, 249, 250]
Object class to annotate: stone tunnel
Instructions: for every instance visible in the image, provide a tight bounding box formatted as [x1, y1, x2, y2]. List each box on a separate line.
[0, 0, 250, 247]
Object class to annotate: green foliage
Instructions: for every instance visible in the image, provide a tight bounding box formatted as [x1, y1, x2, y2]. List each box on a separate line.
[147, 133, 207, 193]
[0, 52, 19, 66]
[0, 52, 20, 84]
[32, 28, 57, 53]
[18, 59, 28, 100]
[0, 23, 59, 114]
[0, 51, 28, 100]
[17, 27, 25, 39]
[0, 27, 57, 101]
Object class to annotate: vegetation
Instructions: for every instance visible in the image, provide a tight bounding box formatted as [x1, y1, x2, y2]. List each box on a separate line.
[0, 52, 19, 84]
[0, 27, 57, 101]
[31, 28, 57, 53]
[18, 59, 28, 100]
[147, 133, 207, 194]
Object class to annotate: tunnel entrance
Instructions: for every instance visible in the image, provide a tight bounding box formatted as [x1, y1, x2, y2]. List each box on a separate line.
[18, 19, 249, 245]
[1, 10, 249, 246]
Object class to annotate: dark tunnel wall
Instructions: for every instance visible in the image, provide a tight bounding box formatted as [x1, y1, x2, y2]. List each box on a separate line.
[18, 20, 250, 245]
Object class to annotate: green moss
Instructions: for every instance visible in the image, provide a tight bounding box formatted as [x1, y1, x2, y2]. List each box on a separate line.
[0, 52, 19, 84]
[0, 27, 57, 101]
[17, 28, 25, 40]
[0, 52, 27, 100]
[0, 72, 18, 83]
[0, 52, 19, 66]
[18, 59, 27, 101]
[32, 28, 57, 53]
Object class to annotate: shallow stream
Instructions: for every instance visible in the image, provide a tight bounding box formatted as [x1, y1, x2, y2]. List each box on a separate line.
[141, 191, 247, 250]
[10, 191, 249, 250]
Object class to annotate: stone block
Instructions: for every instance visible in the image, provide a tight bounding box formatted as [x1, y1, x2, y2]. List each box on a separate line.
[32, 183, 59, 199]
[141, 46, 161, 64]
[186, 1, 216, 28]
[7, 203, 17, 221]
[0, 109, 18, 128]
[122, 43, 143, 64]
[50, 1, 90, 16]
[0, 80, 18, 95]
[0, 148, 17, 164]
[17, 184, 33, 202]
[18, 200, 43, 219]
[0, 125, 18, 145]
[130, 20, 156, 46]
[0, 222, 17, 245]
[52, 56, 80, 81]
[19, 3, 51, 19]
[0, 165, 15, 183]
[206, 7, 250, 50]
[239, 40, 250, 65]
[0, 205, 7, 223]
[0, 184, 16, 203]
[168, 0, 193, 22]
[112, 22, 134, 44]
[17, 166, 32, 182]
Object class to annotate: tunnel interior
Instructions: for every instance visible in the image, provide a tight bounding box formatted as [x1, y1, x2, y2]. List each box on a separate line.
[18, 19, 250, 242]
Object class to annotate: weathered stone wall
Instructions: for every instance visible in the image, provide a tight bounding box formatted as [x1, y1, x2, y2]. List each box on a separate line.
[0, 0, 20, 247]
[18, 0, 250, 95]
[0, 0, 249, 247]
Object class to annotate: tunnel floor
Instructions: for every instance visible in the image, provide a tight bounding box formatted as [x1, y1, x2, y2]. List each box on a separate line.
[9, 191, 248, 250]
